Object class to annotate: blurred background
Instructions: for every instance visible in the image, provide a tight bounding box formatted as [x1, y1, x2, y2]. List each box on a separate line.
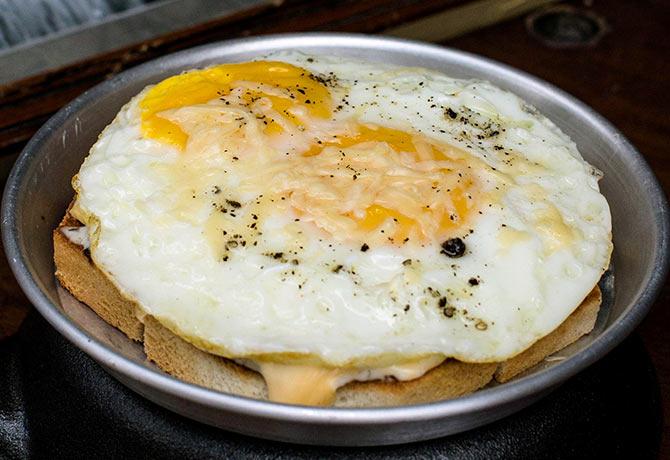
[0, 0, 153, 50]
[1, 0, 668, 458]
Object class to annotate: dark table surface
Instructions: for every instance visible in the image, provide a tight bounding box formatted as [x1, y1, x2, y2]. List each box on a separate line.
[1, 0, 669, 457]
[1, 311, 662, 458]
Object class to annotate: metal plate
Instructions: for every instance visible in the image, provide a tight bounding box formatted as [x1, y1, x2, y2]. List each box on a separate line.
[2, 33, 669, 446]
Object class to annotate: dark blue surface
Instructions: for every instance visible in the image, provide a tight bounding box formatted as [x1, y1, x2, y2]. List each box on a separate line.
[0, 312, 662, 459]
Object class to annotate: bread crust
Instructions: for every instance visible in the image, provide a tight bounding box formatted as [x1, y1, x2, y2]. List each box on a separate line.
[54, 213, 144, 342]
[53, 210, 601, 407]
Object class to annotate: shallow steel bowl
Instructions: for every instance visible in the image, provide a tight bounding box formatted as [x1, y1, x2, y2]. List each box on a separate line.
[2, 33, 668, 446]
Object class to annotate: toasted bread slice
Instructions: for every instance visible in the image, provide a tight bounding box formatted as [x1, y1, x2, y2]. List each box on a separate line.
[495, 287, 601, 383]
[53, 210, 601, 407]
[54, 211, 144, 342]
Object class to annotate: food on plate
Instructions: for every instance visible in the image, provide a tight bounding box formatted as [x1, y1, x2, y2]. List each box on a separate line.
[54, 52, 612, 406]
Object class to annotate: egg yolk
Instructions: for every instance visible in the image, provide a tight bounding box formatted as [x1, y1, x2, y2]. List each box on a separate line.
[304, 124, 452, 162]
[141, 61, 481, 245]
[140, 61, 331, 149]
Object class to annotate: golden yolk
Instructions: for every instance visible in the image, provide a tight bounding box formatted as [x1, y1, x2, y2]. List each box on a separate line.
[358, 205, 415, 243]
[139, 61, 331, 149]
[304, 125, 415, 157]
[304, 124, 451, 161]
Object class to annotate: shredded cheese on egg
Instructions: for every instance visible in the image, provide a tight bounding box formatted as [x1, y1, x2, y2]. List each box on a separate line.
[139, 61, 496, 246]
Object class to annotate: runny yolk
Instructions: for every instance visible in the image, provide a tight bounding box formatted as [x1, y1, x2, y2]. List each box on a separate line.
[139, 61, 331, 149]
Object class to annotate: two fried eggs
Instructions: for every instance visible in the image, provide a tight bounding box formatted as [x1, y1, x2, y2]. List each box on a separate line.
[71, 52, 612, 374]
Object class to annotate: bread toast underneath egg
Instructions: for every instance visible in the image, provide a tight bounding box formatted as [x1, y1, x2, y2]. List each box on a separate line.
[53, 209, 601, 407]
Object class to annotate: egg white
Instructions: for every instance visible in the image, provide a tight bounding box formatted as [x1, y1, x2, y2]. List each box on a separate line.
[72, 52, 612, 367]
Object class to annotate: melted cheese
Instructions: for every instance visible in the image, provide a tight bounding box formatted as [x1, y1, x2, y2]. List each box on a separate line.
[159, 107, 488, 248]
[258, 362, 342, 406]
[498, 227, 531, 251]
[533, 205, 575, 253]
[255, 355, 446, 405]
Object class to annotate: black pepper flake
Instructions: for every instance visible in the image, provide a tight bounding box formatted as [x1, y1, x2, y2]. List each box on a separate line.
[273, 252, 284, 260]
[213, 186, 221, 194]
[427, 287, 441, 298]
[402, 259, 412, 266]
[446, 108, 458, 119]
[360, 243, 370, 252]
[441, 238, 466, 258]
[443, 306, 456, 318]
[438, 297, 447, 307]
[332, 264, 343, 273]
[225, 199, 241, 208]
[468, 277, 479, 286]
[404, 304, 410, 312]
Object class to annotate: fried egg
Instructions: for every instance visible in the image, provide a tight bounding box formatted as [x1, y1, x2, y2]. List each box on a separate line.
[71, 52, 612, 378]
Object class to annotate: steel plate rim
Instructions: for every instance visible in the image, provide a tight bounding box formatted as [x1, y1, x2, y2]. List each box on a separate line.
[3, 32, 669, 427]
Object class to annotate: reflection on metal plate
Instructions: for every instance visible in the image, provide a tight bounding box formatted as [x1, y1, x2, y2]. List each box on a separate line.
[58, 285, 151, 365]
